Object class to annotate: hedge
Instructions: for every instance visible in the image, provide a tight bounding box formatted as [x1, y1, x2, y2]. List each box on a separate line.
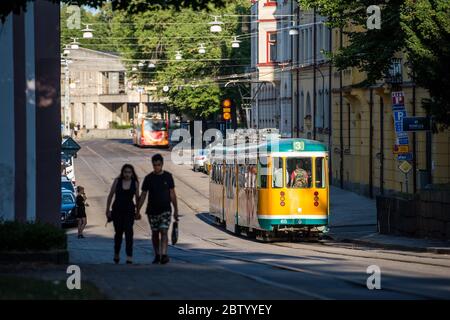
[0, 221, 67, 252]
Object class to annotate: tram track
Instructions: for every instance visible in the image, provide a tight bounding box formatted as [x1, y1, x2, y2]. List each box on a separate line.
[77, 140, 450, 299]
[81, 141, 450, 267]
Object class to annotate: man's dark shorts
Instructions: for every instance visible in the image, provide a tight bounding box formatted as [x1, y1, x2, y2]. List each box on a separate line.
[148, 211, 171, 232]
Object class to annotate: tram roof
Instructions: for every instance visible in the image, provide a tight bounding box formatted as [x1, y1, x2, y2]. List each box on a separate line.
[211, 138, 327, 154]
[262, 138, 327, 152]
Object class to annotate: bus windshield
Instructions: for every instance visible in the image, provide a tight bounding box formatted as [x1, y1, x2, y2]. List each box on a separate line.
[144, 119, 167, 131]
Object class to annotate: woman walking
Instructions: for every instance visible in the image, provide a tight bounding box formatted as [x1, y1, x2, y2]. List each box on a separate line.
[106, 164, 141, 264]
[76, 186, 88, 239]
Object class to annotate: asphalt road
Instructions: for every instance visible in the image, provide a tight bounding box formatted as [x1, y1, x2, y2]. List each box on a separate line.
[70, 139, 450, 300]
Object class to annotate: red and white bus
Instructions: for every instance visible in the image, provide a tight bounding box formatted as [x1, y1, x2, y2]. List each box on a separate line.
[133, 112, 169, 148]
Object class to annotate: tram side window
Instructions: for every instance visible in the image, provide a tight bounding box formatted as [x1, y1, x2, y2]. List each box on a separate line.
[271, 157, 285, 188]
[238, 165, 246, 188]
[218, 164, 223, 185]
[257, 157, 268, 188]
[315, 157, 326, 188]
[286, 158, 312, 188]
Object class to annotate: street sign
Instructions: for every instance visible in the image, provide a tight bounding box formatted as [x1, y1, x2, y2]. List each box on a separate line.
[402, 117, 430, 132]
[393, 144, 409, 154]
[397, 152, 413, 161]
[392, 91, 405, 105]
[391, 91, 409, 147]
[398, 160, 412, 174]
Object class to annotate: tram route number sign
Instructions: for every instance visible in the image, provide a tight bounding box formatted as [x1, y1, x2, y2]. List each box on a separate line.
[293, 141, 305, 151]
[398, 160, 412, 174]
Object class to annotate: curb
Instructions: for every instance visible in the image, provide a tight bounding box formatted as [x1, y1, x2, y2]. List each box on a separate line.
[0, 250, 70, 264]
[328, 235, 450, 255]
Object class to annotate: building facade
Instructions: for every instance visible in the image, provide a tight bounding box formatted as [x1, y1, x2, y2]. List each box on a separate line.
[62, 47, 152, 130]
[250, 0, 449, 197]
[331, 28, 450, 196]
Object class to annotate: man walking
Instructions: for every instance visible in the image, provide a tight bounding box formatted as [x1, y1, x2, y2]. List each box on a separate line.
[138, 154, 179, 264]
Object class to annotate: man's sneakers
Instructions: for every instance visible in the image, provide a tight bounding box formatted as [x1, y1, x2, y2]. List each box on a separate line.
[152, 255, 170, 264]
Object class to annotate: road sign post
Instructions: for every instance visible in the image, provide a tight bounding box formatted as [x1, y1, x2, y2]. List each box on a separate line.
[398, 160, 412, 193]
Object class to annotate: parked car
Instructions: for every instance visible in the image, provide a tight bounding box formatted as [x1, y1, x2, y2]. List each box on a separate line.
[61, 175, 76, 195]
[61, 187, 77, 227]
[193, 149, 208, 172]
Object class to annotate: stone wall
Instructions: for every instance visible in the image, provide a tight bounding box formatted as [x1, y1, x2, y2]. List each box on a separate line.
[75, 129, 133, 141]
[377, 189, 450, 240]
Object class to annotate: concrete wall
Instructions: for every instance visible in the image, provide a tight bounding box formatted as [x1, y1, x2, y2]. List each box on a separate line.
[75, 129, 133, 140]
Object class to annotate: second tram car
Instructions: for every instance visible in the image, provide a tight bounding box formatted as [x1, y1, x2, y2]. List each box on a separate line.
[209, 138, 329, 240]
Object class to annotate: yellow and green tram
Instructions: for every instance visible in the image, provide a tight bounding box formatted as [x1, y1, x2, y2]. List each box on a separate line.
[209, 138, 329, 240]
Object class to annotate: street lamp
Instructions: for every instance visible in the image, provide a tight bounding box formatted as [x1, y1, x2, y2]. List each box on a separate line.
[70, 38, 80, 50]
[82, 24, 94, 39]
[289, 21, 299, 36]
[209, 16, 223, 33]
[198, 43, 206, 54]
[231, 36, 241, 48]
[63, 45, 71, 55]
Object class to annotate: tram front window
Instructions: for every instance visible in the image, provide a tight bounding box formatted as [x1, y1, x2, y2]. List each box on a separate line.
[272, 157, 287, 188]
[286, 158, 312, 188]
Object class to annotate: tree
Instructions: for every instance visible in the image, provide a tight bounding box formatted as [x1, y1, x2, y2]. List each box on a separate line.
[110, 0, 251, 119]
[1, 0, 225, 22]
[60, 3, 116, 52]
[401, 0, 450, 128]
[299, 0, 450, 128]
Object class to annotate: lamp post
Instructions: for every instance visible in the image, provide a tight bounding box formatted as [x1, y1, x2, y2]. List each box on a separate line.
[61, 58, 71, 136]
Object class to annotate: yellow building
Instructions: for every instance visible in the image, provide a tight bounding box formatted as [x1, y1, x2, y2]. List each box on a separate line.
[330, 29, 450, 197]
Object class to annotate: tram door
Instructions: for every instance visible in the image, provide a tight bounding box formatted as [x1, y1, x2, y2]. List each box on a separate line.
[224, 164, 238, 232]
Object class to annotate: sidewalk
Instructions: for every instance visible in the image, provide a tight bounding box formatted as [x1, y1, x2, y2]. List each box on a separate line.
[328, 186, 450, 254]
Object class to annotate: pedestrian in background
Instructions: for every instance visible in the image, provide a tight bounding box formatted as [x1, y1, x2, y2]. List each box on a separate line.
[106, 164, 141, 264]
[138, 154, 179, 265]
[76, 186, 88, 239]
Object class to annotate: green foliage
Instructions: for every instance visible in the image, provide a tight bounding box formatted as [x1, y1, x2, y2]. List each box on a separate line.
[401, 0, 450, 128]
[109, 121, 133, 129]
[60, 3, 116, 52]
[1, 0, 225, 22]
[112, 0, 251, 119]
[299, 0, 450, 128]
[0, 221, 67, 252]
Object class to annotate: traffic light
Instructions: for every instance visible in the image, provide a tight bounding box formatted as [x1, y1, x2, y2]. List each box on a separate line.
[222, 98, 232, 121]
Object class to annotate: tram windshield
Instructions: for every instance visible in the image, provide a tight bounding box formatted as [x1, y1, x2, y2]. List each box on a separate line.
[286, 157, 312, 188]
